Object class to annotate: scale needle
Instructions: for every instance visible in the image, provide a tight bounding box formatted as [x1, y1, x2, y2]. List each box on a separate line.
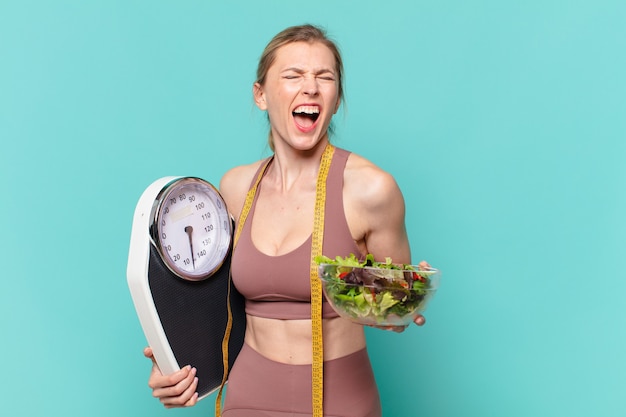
[184, 226, 195, 269]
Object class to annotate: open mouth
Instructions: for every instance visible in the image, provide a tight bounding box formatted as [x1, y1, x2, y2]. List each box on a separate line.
[293, 105, 320, 129]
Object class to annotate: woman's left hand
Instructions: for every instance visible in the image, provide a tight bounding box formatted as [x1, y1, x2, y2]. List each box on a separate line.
[367, 314, 426, 333]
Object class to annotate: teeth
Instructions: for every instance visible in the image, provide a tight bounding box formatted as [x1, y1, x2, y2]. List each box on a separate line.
[293, 105, 320, 114]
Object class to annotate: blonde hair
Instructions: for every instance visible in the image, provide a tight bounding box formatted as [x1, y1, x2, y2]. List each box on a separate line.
[256, 24, 345, 149]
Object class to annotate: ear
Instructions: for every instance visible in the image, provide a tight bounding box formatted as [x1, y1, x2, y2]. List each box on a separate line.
[333, 96, 341, 114]
[253, 82, 267, 110]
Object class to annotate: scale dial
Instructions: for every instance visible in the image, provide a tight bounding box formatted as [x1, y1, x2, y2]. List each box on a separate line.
[150, 177, 232, 281]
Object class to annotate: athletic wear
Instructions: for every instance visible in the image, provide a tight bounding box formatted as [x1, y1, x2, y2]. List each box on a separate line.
[225, 147, 382, 416]
[231, 147, 361, 320]
[222, 344, 381, 417]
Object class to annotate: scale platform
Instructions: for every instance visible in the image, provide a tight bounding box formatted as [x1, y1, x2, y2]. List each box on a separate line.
[126, 177, 246, 399]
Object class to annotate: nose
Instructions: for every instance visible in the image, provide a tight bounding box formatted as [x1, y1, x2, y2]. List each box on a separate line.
[302, 76, 319, 96]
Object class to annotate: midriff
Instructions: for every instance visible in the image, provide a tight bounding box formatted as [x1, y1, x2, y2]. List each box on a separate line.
[244, 315, 366, 365]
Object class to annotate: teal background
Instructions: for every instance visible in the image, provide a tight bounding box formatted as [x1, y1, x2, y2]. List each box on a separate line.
[1, 1, 624, 416]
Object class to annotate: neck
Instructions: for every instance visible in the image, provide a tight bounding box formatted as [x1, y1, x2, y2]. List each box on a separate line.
[268, 139, 330, 193]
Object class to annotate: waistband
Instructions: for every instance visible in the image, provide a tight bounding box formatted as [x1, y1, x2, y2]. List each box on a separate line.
[245, 299, 339, 320]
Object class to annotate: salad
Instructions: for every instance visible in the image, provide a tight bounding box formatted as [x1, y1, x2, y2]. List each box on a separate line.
[315, 253, 439, 326]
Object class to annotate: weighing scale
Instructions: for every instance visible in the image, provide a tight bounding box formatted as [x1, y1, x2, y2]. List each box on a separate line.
[126, 176, 246, 400]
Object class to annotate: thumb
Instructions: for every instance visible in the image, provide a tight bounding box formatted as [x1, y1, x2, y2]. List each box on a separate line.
[143, 347, 156, 364]
[143, 347, 164, 377]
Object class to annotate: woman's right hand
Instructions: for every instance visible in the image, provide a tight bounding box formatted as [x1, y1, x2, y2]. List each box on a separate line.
[143, 347, 199, 408]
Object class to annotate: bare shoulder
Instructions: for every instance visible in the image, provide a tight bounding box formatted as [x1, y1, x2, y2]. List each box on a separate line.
[344, 152, 404, 209]
[219, 159, 267, 219]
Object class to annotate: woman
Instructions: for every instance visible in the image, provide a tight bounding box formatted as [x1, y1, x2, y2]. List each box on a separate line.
[144, 24, 425, 416]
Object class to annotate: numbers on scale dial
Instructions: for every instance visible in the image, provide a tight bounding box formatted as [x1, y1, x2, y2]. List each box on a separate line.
[156, 180, 230, 279]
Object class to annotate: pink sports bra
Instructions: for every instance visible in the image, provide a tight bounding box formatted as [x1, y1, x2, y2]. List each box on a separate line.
[231, 147, 362, 320]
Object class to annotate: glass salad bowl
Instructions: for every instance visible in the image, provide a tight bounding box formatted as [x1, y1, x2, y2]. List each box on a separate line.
[317, 256, 441, 327]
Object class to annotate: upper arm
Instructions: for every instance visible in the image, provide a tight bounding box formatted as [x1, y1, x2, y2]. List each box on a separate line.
[345, 156, 411, 264]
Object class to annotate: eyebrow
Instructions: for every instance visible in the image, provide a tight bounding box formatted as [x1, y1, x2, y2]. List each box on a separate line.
[281, 67, 336, 76]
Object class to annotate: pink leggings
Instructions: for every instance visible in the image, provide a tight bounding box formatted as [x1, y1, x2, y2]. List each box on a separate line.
[222, 343, 382, 417]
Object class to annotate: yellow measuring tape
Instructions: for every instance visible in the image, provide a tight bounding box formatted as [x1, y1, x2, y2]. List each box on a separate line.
[310, 144, 334, 416]
[215, 144, 334, 416]
[215, 154, 271, 417]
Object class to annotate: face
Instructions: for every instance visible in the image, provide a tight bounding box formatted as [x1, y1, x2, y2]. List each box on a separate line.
[253, 41, 341, 151]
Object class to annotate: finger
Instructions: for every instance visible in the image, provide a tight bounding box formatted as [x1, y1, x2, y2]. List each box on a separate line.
[390, 325, 408, 333]
[144, 347, 166, 381]
[165, 378, 199, 408]
[181, 390, 199, 408]
[164, 389, 199, 408]
[144, 347, 159, 370]
[159, 369, 199, 407]
[414, 314, 426, 326]
[151, 366, 196, 396]
[365, 324, 407, 332]
[149, 363, 188, 392]
[418, 260, 431, 269]
[143, 346, 154, 360]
